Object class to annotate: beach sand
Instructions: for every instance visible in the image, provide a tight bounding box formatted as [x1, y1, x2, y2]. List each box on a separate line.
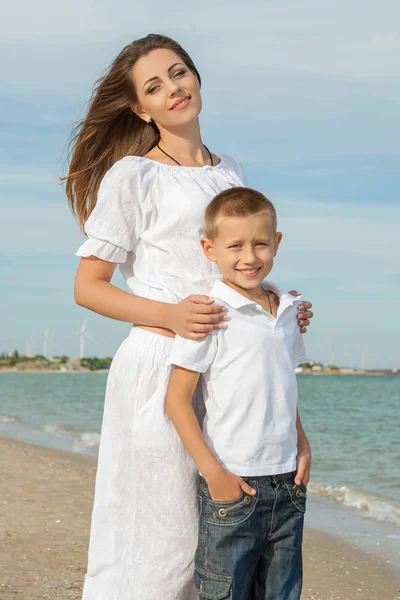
[0, 437, 399, 600]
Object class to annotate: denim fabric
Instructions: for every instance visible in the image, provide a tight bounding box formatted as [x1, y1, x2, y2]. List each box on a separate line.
[195, 472, 306, 600]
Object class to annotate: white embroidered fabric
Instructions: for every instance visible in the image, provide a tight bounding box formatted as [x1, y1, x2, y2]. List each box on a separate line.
[77, 153, 245, 304]
[77, 154, 245, 600]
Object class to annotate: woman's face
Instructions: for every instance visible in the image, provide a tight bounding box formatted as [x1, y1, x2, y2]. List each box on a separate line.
[131, 48, 202, 129]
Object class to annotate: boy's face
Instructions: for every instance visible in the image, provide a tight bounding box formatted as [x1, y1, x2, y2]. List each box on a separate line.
[201, 212, 282, 292]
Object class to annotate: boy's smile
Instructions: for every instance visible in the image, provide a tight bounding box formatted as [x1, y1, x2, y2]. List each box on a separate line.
[201, 212, 282, 298]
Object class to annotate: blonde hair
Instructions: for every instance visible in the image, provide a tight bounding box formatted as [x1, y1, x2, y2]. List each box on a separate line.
[205, 187, 277, 239]
[62, 34, 201, 230]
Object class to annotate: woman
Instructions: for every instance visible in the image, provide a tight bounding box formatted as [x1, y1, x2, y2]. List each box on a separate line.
[64, 34, 313, 600]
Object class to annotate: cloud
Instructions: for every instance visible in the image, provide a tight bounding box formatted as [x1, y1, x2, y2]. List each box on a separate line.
[2, 0, 400, 92]
[1, 0, 399, 368]
[0, 169, 55, 183]
[0, 197, 83, 253]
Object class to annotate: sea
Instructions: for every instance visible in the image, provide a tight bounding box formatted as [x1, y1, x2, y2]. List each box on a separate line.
[1, 372, 399, 568]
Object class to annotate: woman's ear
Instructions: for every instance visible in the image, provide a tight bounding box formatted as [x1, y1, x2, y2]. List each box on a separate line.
[200, 238, 217, 262]
[131, 103, 150, 123]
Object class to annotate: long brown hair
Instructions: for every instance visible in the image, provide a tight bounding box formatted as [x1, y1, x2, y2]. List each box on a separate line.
[63, 34, 201, 229]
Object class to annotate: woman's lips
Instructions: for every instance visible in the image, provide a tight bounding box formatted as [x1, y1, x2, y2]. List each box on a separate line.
[170, 96, 191, 111]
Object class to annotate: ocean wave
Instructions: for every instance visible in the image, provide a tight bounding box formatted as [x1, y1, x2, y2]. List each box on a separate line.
[0, 414, 20, 424]
[72, 432, 101, 453]
[42, 423, 74, 435]
[309, 482, 400, 527]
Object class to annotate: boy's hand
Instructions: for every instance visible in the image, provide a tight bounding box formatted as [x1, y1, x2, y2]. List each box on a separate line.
[206, 469, 256, 502]
[295, 446, 312, 486]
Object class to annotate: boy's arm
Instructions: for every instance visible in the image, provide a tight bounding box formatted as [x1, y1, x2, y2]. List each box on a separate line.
[295, 408, 311, 486]
[165, 366, 223, 479]
[165, 366, 256, 500]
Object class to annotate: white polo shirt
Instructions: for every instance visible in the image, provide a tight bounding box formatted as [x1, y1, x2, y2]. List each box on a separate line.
[168, 279, 307, 476]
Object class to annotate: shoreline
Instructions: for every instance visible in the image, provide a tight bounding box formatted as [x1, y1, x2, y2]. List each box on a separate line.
[1, 368, 398, 376]
[0, 437, 399, 600]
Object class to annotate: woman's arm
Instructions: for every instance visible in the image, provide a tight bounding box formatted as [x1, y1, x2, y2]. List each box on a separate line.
[74, 256, 228, 339]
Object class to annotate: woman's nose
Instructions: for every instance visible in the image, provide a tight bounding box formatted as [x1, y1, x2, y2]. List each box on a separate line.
[167, 81, 182, 96]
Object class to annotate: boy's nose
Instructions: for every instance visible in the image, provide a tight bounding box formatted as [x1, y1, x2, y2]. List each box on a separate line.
[242, 250, 257, 264]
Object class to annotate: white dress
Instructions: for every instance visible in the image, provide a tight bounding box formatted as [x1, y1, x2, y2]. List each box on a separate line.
[76, 154, 245, 600]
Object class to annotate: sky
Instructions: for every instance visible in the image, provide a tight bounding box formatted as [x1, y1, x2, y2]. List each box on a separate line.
[1, 0, 399, 368]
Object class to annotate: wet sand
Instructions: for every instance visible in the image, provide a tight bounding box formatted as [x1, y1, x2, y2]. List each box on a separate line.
[0, 437, 399, 600]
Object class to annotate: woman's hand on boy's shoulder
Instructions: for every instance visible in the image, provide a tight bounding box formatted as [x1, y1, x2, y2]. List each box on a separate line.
[289, 291, 313, 334]
[167, 295, 229, 340]
[206, 469, 256, 502]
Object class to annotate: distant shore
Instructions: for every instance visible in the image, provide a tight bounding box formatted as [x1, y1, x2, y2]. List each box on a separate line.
[1, 367, 398, 376]
[1, 437, 399, 600]
[0, 368, 106, 373]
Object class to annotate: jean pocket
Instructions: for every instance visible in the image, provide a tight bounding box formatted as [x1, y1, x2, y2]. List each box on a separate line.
[194, 567, 232, 599]
[205, 487, 258, 526]
[285, 480, 307, 513]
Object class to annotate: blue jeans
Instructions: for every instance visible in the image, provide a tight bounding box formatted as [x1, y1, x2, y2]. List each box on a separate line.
[195, 472, 306, 600]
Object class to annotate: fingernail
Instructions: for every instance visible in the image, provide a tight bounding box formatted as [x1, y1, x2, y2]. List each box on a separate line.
[298, 305, 304, 310]
[223, 316, 231, 321]
[298, 320, 304, 326]
[223, 307, 229, 312]
[218, 324, 227, 329]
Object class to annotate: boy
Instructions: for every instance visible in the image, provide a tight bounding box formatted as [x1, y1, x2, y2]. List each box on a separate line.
[165, 187, 311, 600]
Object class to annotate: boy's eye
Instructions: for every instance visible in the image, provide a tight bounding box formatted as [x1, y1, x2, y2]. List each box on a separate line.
[228, 244, 241, 249]
[256, 242, 269, 246]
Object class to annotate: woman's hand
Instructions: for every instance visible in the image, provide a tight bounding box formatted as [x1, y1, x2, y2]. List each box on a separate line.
[206, 469, 256, 502]
[289, 291, 313, 334]
[168, 295, 229, 340]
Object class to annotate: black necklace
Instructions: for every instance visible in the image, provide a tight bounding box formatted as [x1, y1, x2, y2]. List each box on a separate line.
[156, 143, 213, 167]
[240, 285, 273, 315]
[262, 288, 273, 315]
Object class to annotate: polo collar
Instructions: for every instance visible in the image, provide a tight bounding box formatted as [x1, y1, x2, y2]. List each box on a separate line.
[210, 279, 302, 310]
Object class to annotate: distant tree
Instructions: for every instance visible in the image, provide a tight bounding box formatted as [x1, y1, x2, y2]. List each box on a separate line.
[53, 355, 69, 364]
[80, 357, 112, 371]
[328, 364, 340, 371]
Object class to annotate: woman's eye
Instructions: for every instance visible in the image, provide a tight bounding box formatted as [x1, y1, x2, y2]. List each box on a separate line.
[148, 85, 160, 94]
[173, 70, 186, 78]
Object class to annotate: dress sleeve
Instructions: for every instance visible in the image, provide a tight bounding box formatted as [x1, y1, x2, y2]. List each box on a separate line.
[221, 153, 246, 185]
[76, 159, 143, 263]
[168, 331, 218, 374]
[235, 159, 246, 185]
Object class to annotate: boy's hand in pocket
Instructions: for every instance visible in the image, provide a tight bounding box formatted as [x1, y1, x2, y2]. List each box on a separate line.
[206, 470, 256, 502]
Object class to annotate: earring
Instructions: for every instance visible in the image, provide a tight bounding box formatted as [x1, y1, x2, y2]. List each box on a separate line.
[145, 117, 151, 124]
